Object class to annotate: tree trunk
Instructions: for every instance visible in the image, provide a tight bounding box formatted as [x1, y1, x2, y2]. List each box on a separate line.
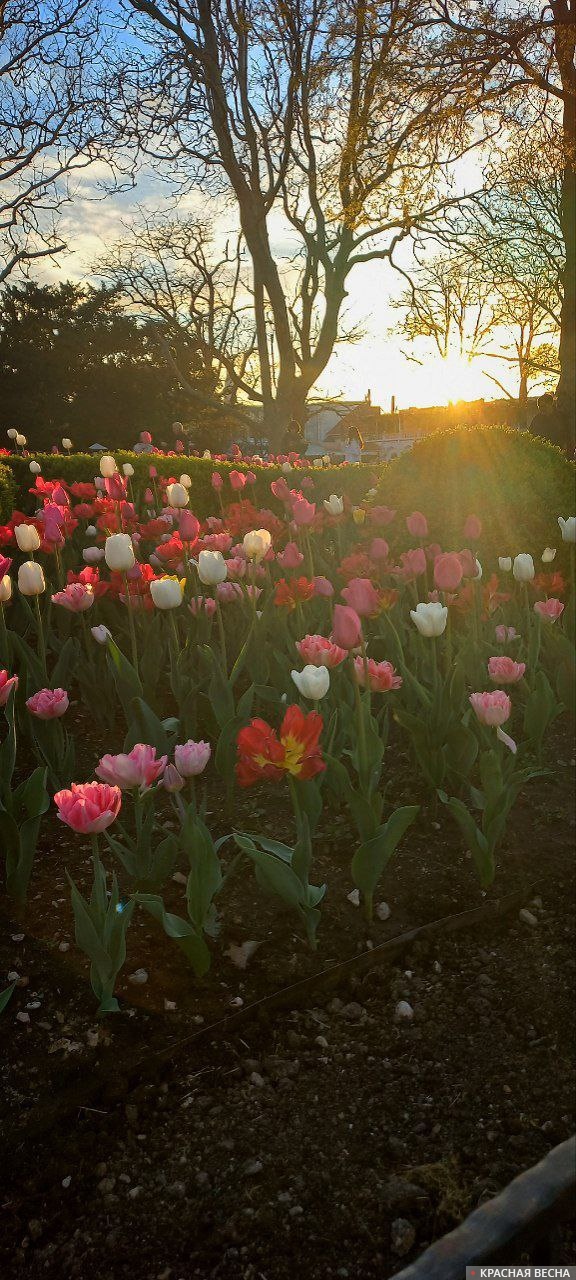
[554, 3, 576, 447]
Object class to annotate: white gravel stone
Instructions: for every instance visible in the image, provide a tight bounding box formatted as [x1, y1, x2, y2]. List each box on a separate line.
[395, 1001, 414, 1021]
[376, 901, 391, 921]
[128, 968, 149, 984]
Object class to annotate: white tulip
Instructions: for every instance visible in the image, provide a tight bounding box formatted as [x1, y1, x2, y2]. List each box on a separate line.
[7, 428, 17, 440]
[150, 577, 183, 610]
[513, 553, 535, 582]
[104, 533, 135, 572]
[291, 664, 330, 700]
[313, 457, 323, 468]
[179, 473, 192, 488]
[15, 433, 27, 447]
[281, 461, 293, 473]
[62, 438, 73, 450]
[15, 523, 41, 553]
[498, 557, 512, 572]
[85, 525, 97, 537]
[323, 494, 344, 516]
[94, 476, 105, 490]
[198, 549, 228, 585]
[18, 561, 45, 596]
[558, 516, 576, 543]
[91, 624, 112, 644]
[0, 574, 12, 602]
[243, 529, 272, 562]
[202, 450, 211, 459]
[166, 482, 189, 508]
[542, 547, 556, 563]
[122, 463, 134, 477]
[29, 461, 41, 475]
[99, 454, 117, 477]
[410, 601, 448, 637]
[83, 547, 105, 564]
[322, 454, 331, 465]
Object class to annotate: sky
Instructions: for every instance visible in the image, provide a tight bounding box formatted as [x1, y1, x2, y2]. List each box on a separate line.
[45, 161, 509, 413]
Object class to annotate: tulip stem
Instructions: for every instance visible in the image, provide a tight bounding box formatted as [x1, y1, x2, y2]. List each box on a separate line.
[215, 598, 228, 673]
[34, 596, 48, 681]
[350, 653, 368, 785]
[0, 602, 10, 665]
[122, 574, 139, 676]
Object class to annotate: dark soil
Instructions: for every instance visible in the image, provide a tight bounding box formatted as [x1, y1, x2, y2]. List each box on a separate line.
[0, 728, 575, 1278]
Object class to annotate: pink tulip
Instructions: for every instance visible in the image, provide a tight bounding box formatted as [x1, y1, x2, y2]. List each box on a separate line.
[406, 511, 428, 537]
[368, 538, 389, 562]
[332, 604, 363, 649]
[54, 781, 122, 834]
[162, 763, 185, 792]
[217, 581, 243, 604]
[202, 532, 232, 553]
[271, 477, 291, 503]
[211, 472, 223, 491]
[463, 514, 482, 539]
[229, 470, 247, 491]
[399, 548, 427, 578]
[292, 496, 316, 526]
[353, 657, 402, 692]
[277, 541, 304, 570]
[534, 598, 564, 622]
[141, 431, 153, 444]
[313, 576, 334, 598]
[469, 690, 512, 727]
[104, 472, 127, 501]
[96, 743, 167, 791]
[179, 510, 200, 543]
[174, 740, 211, 777]
[51, 583, 95, 612]
[149, 466, 157, 479]
[0, 554, 12, 578]
[189, 595, 217, 618]
[457, 548, 477, 578]
[487, 657, 526, 685]
[341, 577, 381, 617]
[246, 472, 256, 485]
[26, 687, 69, 719]
[296, 634, 347, 668]
[225, 556, 247, 580]
[434, 552, 464, 593]
[495, 625, 519, 643]
[0, 670, 18, 707]
[144, 488, 154, 504]
[368, 506, 396, 526]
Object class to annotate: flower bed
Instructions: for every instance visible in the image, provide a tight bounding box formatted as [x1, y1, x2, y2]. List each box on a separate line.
[0, 438, 574, 1020]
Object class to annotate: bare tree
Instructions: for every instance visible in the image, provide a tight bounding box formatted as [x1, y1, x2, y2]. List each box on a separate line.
[114, 0, 491, 441]
[0, 1, 114, 283]
[431, 0, 576, 418]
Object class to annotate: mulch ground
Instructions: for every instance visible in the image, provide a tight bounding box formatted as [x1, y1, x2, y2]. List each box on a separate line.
[0, 726, 574, 1278]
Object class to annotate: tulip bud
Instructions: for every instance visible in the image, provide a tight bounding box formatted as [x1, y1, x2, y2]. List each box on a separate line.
[18, 561, 46, 596]
[62, 438, 73, 450]
[150, 577, 184, 610]
[29, 461, 42, 475]
[243, 529, 272, 563]
[91, 625, 112, 644]
[323, 494, 344, 516]
[291, 664, 330, 700]
[162, 763, 185, 792]
[0, 574, 12, 603]
[409, 602, 448, 637]
[179, 473, 192, 488]
[498, 557, 512, 572]
[16, 433, 26, 447]
[83, 547, 105, 564]
[174, 740, 211, 777]
[198, 549, 228, 585]
[541, 547, 556, 562]
[332, 604, 363, 649]
[166, 482, 189, 508]
[558, 516, 576, 543]
[105, 533, 135, 572]
[99, 454, 117, 477]
[122, 462, 134, 477]
[15, 523, 41, 553]
[85, 525, 97, 537]
[512, 553, 535, 582]
[7, 428, 17, 439]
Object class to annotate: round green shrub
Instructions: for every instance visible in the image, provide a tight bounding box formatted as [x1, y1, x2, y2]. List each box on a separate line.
[375, 426, 575, 560]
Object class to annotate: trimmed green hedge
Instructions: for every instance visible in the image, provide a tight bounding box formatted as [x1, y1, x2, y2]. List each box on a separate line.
[375, 426, 575, 559]
[4, 451, 379, 519]
[0, 462, 16, 523]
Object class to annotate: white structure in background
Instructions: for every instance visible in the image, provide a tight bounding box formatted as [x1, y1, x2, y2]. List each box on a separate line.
[304, 393, 417, 461]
